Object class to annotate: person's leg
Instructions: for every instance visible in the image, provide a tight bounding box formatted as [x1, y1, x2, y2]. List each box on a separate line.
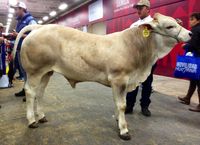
[125, 86, 139, 114]
[140, 74, 153, 116]
[15, 51, 26, 97]
[14, 51, 21, 78]
[20, 69, 27, 100]
[1, 43, 6, 75]
[198, 81, 200, 105]
[189, 80, 200, 112]
[16, 51, 24, 79]
[0, 52, 2, 77]
[8, 60, 14, 87]
[0, 69, 2, 78]
[141, 74, 152, 106]
[140, 64, 157, 116]
[13, 53, 18, 76]
[178, 80, 196, 105]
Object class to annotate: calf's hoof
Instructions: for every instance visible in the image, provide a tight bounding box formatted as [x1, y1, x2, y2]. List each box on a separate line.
[119, 132, 131, 140]
[38, 117, 48, 123]
[28, 122, 39, 128]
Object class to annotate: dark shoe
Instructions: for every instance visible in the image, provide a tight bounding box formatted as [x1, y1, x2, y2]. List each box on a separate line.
[178, 96, 190, 105]
[23, 97, 26, 102]
[125, 107, 133, 114]
[0, 69, 3, 78]
[8, 83, 13, 88]
[16, 76, 21, 79]
[16, 77, 25, 81]
[141, 107, 151, 117]
[15, 89, 25, 97]
[189, 105, 200, 112]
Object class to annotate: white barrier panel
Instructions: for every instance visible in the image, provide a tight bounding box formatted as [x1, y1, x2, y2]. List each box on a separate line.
[0, 74, 9, 88]
[0, 42, 9, 88]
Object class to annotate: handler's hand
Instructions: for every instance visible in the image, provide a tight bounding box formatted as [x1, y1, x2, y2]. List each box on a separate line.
[0, 37, 4, 42]
[11, 32, 18, 37]
[181, 43, 186, 48]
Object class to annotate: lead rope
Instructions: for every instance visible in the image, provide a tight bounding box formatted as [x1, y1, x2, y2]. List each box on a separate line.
[151, 27, 182, 42]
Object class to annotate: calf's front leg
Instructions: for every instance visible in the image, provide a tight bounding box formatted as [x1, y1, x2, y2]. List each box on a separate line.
[111, 77, 131, 140]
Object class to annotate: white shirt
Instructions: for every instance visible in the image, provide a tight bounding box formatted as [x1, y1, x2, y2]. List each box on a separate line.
[130, 15, 153, 28]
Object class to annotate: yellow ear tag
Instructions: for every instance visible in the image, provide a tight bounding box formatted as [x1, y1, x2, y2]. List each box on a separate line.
[143, 27, 150, 38]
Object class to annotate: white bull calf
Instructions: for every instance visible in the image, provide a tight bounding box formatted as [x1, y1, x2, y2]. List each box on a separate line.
[13, 13, 191, 140]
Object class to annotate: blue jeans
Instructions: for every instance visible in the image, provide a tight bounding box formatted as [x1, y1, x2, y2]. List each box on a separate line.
[0, 43, 6, 75]
[14, 51, 27, 80]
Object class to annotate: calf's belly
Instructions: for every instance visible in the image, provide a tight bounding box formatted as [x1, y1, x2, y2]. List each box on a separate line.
[52, 62, 110, 86]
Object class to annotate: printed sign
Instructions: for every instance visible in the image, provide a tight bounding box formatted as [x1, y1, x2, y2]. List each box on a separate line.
[113, 0, 132, 13]
[88, 0, 103, 22]
[175, 62, 197, 73]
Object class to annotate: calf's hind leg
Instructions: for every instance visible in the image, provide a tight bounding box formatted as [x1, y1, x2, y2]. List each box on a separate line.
[25, 74, 43, 128]
[36, 71, 53, 123]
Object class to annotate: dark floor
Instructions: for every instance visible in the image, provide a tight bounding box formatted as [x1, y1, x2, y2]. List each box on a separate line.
[0, 74, 200, 145]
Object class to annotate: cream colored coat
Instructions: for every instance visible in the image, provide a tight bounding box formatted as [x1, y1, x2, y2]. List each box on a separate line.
[13, 13, 191, 140]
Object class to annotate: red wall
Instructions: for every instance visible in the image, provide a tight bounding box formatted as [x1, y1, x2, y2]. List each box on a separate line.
[54, 0, 200, 77]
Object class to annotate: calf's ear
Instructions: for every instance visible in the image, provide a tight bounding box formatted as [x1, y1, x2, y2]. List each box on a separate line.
[139, 21, 158, 30]
[139, 22, 158, 37]
[139, 24, 153, 30]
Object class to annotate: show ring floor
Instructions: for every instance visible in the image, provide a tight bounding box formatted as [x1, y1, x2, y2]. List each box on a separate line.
[0, 74, 199, 145]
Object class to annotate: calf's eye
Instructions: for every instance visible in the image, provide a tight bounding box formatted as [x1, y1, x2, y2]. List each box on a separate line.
[166, 26, 174, 29]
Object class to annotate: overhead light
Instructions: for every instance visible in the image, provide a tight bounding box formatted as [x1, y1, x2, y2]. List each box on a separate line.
[8, 13, 13, 18]
[7, 22, 11, 25]
[49, 11, 57, 17]
[43, 16, 49, 21]
[9, 0, 17, 5]
[59, 3, 68, 10]
[9, 8, 15, 13]
[38, 20, 43, 24]
[7, 18, 12, 22]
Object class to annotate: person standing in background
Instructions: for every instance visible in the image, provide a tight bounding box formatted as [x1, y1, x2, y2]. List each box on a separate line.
[11, 2, 37, 101]
[178, 12, 200, 112]
[0, 23, 5, 41]
[0, 23, 5, 77]
[0, 23, 6, 108]
[125, 0, 157, 117]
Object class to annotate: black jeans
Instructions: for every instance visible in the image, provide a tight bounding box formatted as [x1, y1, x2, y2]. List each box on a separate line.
[8, 60, 14, 84]
[186, 79, 200, 104]
[126, 64, 157, 109]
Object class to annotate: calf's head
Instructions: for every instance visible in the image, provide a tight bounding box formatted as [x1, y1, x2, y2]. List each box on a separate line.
[141, 13, 191, 58]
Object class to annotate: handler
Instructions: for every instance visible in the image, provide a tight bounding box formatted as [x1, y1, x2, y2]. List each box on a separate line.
[125, 0, 157, 116]
[0, 23, 5, 76]
[11, 2, 37, 101]
[0, 23, 5, 108]
[0, 23, 9, 89]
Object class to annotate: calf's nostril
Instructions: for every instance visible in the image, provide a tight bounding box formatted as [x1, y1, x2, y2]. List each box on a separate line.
[189, 32, 192, 37]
